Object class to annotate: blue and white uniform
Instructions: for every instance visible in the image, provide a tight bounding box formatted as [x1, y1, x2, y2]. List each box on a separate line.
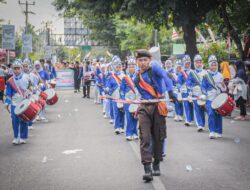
[5, 59, 29, 144]
[201, 55, 224, 138]
[106, 57, 125, 134]
[186, 54, 207, 131]
[177, 55, 194, 125]
[120, 58, 138, 140]
[34, 60, 49, 121]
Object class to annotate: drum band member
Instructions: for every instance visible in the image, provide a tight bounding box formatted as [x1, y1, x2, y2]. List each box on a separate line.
[106, 56, 125, 134]
[187, 54, 207, 132]
[178, 55, 194, 126]
[165, 59, 183, 120]
[5, 59, 29, 145]
[201, 55, 225, 139]
[120, 57, 138, 141]
[34, 60, 49, 122]
[134, 49, 175, 182]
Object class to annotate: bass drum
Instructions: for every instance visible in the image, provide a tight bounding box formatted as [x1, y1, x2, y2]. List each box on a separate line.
[211, 93, 235, 116]
[44, 89, 58, 105]
[40, 91, 48, 100]
[15, 99, 40, 122]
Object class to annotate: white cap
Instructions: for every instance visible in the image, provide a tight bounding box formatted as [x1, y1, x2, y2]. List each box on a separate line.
[194, 54, 202, 62]
[12, 59, 23, 68]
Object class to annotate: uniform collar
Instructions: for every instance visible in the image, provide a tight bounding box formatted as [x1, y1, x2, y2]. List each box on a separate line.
[209, 70, 218, 76]
[195, 68, 202, 72]
[14, 72, 23, 80]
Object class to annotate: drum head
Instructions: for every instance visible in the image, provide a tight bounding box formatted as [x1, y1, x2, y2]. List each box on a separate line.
[112, 89, 120, 99]
[211, 93, 228, 109]
[117, 102, 123, 108]
[129, 104, 138, 113]
[45, 89, 55, 100]
[197, 99, 206, 106]
[32, 94, 39, 101]
[125, 91, 136, 100]
[14, 99, 31, 115]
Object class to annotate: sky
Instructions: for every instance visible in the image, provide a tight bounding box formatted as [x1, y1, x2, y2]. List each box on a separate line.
[0, 0, 64, 33]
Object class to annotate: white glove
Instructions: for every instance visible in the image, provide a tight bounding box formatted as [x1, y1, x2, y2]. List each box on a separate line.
[199, 94, 207, 101]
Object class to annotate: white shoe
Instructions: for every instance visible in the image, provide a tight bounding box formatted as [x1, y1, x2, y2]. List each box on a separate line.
[28, 126, 34, 130]
[36, 116, 42, 121]
[19, 139, 26, 144]
[209, 132, 216, 139]
[133, 135, 139, 140]
[215, 133, 222, 138]
[184, 122, 192, 126]
[120, 128, 125, 133]
[174, 116, 178, 121]
[126, 136, 133, 141]
[109, 119, 114, 124]
[12, 138, 19, 145]
[41, 117, 49, 122]
[115, 128, 120, 134]
[103, 115, 108, 119]
[178, 116, 183, 121]
[197, 126, 204, 132]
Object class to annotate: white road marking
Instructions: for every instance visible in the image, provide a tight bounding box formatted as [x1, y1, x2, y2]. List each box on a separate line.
[62, 149, 83, 155]
[129, 141, 167, 190]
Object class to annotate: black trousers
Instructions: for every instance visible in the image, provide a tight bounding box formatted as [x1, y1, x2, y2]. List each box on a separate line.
[74, 78, 81, 90]
[83, 80, 91, 97]
[236, 97, 247, 116]
[138, 104, 166, 165]
[0, 91, 4, 101]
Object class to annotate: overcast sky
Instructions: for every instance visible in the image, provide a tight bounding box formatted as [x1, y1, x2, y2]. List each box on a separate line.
[0, 0, 64, 33]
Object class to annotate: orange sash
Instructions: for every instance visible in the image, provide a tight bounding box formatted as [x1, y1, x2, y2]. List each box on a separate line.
[138, 74, 168, 117]
[181, 70, 188, 80]
[124, 75, 135, 94]
[112, 74, 122, 85]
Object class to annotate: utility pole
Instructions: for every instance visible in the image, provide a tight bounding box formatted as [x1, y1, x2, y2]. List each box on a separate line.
[18, 0, 35, 58]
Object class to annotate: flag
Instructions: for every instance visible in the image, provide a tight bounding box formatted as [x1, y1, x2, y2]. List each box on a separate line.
[172, 28, 179, 40]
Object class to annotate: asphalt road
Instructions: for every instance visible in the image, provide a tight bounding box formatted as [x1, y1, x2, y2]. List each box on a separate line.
[0, 90, 250, 190]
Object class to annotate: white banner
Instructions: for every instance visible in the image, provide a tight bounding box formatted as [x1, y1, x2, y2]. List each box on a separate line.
[22, 33, 33, 53]
[56, 69, 74, 89]
[2, 25, 15, 50]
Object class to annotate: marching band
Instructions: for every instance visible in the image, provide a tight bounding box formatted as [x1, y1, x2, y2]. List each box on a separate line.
[0, 47, 247, 183]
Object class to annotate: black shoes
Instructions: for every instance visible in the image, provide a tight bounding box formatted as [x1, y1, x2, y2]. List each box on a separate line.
[152, 160, 161, 176]
[143, 164, 153, 182]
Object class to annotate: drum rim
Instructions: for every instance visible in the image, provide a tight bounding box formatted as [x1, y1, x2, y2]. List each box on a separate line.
[45, 89, 56, 100]
[14, 99, 31, 115]
[211, 93, 228, 109]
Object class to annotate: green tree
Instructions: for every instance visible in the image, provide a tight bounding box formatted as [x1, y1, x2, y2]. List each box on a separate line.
[53, 0, 219, 60]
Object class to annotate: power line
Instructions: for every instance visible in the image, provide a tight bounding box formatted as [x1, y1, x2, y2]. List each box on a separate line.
[18, 0, 35, 34]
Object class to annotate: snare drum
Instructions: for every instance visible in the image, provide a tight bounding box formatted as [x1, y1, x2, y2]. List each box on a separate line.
[117, 102, 123, 109]
[211, 93, 235, 116]
[15, 99, 40, 122]
[50, 80, 56, 88]
[40, 91, 48, 100]
[45, 89, 58, 105]
[128, 104, 139, 113]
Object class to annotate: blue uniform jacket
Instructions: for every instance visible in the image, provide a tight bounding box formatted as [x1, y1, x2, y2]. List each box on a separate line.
[134, 63, 173, 100]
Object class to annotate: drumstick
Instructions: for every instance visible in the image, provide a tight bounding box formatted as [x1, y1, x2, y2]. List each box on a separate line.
[99, 96, 199, 104]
